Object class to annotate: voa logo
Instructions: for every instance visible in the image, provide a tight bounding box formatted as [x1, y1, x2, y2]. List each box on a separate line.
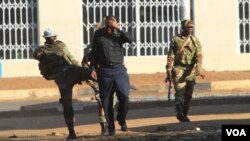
[226, 129, 246, 136]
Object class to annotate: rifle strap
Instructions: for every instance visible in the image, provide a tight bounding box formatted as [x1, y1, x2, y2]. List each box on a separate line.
[190, 36, 197, 47]
[178, 36, 191, 55]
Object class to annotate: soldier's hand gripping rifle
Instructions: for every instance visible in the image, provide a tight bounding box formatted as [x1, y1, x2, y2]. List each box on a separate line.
[182, 64, 205, 81]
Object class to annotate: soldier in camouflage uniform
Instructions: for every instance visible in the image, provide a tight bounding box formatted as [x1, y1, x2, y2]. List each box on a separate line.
[82, 40, 109, 135]
[34, 28, 94, 140]
[165, 19, 205, 122]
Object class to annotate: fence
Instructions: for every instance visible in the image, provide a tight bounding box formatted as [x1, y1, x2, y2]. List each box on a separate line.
[238, 0, 250, 53]
[0, 0, 38, 60]
[82, 0, 183, 56]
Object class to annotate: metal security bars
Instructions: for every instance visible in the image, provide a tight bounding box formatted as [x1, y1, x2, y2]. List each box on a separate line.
[139, 0, 181, 56]
[239, 0, 250, 53]
[82, 0, 182, 56]
[0, 0, 38, 60]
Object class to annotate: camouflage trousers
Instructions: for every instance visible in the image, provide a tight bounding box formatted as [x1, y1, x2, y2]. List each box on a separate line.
[172, 66, 196, 107]
[85, 79, 118, 123]
[85, 80, 102, 105]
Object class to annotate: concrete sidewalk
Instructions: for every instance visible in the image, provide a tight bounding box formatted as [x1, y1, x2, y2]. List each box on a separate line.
[1, 79, 250, 112]
[1, 80, 250, 101]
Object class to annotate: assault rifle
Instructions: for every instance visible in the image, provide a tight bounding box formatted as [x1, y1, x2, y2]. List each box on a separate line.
[167, 77, 172, 101]
[166, 68, 173, 101]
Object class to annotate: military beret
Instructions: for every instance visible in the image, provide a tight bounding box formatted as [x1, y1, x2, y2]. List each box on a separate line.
[181, 19, 194, 27]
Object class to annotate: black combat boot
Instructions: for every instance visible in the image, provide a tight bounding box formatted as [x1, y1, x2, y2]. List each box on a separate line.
[175, 104, 190, 122]
[120, 123, 128, 132]
[117, 118, 128, 132]
[67, 122, 76, 140]
[108, 126, 116, 136]
[100, 122, 109, 135]
[183, 106, 190, 122]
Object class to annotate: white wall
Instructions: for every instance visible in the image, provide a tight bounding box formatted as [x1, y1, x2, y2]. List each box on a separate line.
[38, 0, 83, 61]
[125, 57, 166, 74]
[195, 0, 250, 71]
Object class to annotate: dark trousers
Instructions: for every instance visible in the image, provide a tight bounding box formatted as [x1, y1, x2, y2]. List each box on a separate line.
[97, 65, 130, 133]
[55, 65, 91, 124]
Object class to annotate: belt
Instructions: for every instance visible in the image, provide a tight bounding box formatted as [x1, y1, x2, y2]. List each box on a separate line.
[100, 63, 123, 69]
[174, 63, 194, 68]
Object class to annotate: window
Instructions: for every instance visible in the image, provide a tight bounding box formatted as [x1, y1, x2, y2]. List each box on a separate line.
[239, 0, 250, 53]
[0, 0, 38, 60]
[82, 0, 183, 56]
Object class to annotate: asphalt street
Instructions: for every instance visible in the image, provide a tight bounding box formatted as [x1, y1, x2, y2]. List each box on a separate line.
[0, 96, 249, 140]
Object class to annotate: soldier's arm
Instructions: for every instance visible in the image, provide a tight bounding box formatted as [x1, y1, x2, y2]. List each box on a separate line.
[33, 46, 44, 60]
[194, 38, 203, 68]
[62, 43, 78, 65]
[165, 38, 176, 82]
[166, 38, 176, 70]
[194, 37, 205, 78]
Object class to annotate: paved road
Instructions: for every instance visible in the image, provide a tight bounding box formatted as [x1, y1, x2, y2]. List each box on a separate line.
[0, 96, 250, 140]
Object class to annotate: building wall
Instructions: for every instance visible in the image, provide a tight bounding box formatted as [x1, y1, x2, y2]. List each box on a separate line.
[1, 0, 249, 78]
[195, 0, 250, 71]
[38, 0, 83, 61]
[1, 0, 83, 78]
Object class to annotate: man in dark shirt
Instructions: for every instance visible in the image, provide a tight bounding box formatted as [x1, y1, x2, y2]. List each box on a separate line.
[90, 15, 133, 136]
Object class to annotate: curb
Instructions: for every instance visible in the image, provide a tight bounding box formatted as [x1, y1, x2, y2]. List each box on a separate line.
[211, 80, 250, 91]
[1, 96, 250, 117]
[1, 80, 250, 101]
[0, 88, 59, 100]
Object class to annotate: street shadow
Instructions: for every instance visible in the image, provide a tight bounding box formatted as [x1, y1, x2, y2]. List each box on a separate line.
[0, 96, 249, 132]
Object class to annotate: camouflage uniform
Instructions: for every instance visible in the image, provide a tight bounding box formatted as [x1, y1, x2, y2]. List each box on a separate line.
[34, 40, 93, 139]
[166, 20, 203, 122]
[82, 44, 104, 109]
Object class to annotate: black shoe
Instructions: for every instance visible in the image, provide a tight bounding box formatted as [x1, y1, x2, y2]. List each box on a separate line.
[100, 122, 109, 136]
[184, 115, 190, 122]
[67, 131, 76, 140]
[108, 131, 116, 136]
[177, 114, 190, 122]
[121, 124, 128, 132]
[118, 120, 128, 132]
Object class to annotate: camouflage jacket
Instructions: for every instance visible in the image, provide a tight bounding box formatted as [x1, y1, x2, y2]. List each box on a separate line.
[167, 34, 202, 67]
[34, 40, 78, 80]
[40, 40, 77, 65]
